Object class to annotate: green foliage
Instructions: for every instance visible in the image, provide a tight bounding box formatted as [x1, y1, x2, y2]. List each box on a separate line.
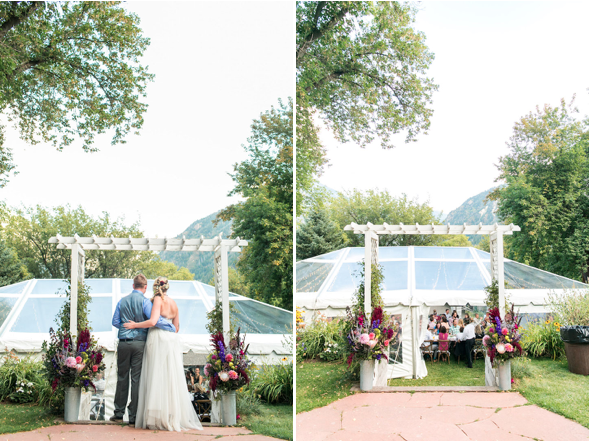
[208, 268, 250, 297]
[438, 235, 472, 247]
[352, 262, 385, 317]
[546, 289, 589, 326]
[0, 241, 29, 287]
[297, 1, 437, 149]
[0, 402, 58, 435]
[159, 211, 239, 283]
[0, 352, 45, 404]
[205, 299, 237, 336]
[250, 361, 293, 405]
[521, 319, 565, 359]
[490, 98, 589, 283]
[510, 356, 533, 380]
[217, 99, 293, 310]
[2, 205, 192, 281]
[483, 280, 510, 313]
[296, 206, 343, 261]
[296, 316, 347, 362]
[296, 360, 355, 414]
[445, 187, 499, 245]
[143, 256, 195, 280]
[56, 281, 92, 333]
[0, 1, 153, 184]
[327, 189, 443, 247]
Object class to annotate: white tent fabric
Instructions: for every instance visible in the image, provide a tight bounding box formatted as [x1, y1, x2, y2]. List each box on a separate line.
[0, 278, 292, 421]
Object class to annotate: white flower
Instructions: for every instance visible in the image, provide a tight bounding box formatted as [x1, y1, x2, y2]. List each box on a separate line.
[20, 382, 24, 386]
[27, 382, 33, 387]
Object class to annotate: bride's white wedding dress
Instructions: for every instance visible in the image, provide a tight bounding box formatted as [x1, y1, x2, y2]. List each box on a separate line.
[135, 319, 203, 431]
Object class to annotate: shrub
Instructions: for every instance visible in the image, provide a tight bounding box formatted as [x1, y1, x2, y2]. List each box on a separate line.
[546, 289, 589, 326]
[511, 356, 533, 380]
[249, 360, 293, 404]
[236, 385, 262, 416]
[296, 314, 347, 361]
[0, 351, 46, 404]
[521, 320, 564, 359]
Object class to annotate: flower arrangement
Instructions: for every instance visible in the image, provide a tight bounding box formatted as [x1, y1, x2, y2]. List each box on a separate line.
[42, 328, 106, 392]
[482, 305, 523, 364]
[344, 306, 398, 366]
[204, 328, 252, 396]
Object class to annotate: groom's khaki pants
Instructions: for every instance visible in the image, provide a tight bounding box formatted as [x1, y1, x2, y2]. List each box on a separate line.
[114, 340, 145, 421]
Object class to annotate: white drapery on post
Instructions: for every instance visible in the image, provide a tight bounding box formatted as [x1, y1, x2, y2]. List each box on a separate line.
[363, 230, 379, 315]
[70, 242, 85, 339]
[214, 244, 230, 343]
[490, 231, 505, 318]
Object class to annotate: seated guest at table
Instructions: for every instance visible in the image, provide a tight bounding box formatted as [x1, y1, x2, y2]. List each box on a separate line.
[454, 319, 466, 361]
[432, 309, 440, 321]
[463, 313, 471, 323]
[422, 325, 438, 361]
[473, 313, 482, 326]
[428, 315, 437, 330]
[451, 310, 459, 322]
[482, 312, 491, 329]
[474, 324, 484, 338]
[440, 315, 449, 333]
[438, 327, 450, 356]
[462, 317, 477, 368]
[445, 308, 452, 324]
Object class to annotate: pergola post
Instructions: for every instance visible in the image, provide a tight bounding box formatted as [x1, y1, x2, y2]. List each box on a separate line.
[70, 242, 85, 339]
[489, 230, 505, 318]
[363, 231, 379, 316]
[214, 244, 230, 343]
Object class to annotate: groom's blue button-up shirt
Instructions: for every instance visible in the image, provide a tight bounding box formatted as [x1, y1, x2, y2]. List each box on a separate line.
[112, 290, 176, 340]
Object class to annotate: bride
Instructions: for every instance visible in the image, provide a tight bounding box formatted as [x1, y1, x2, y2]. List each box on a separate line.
[123, 277, 202, 431]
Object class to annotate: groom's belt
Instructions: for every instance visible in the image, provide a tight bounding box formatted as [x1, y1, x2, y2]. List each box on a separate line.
[119, 338, 144, 342]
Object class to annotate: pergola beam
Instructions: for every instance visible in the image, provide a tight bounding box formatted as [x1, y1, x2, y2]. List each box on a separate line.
[345, 222, 520, 235]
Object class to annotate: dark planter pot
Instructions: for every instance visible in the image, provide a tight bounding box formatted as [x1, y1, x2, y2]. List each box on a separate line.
[560, 326, 589, 376]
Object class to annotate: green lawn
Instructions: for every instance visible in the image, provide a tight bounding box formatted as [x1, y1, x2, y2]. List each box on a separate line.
[239, 402, 292, 440]
[296, 360, 355, 414]
[0, 402, 58, 435]
[297, 358, 589, 428]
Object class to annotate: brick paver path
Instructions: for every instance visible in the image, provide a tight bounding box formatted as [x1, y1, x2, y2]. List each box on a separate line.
[297, 392, 589, 441]
[2, 425, 281, 441]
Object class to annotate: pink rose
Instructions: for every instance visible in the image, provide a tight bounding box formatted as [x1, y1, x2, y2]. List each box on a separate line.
[359, 333, 370, 345]
[66, 357, 77, 368]
[501, 328, 509, 336]
[225, 354, 233, 362]
[228, 370, 238, 380]
[75, 356, 82, 364]
[368, 333, 375, 340]
[384, 340, 390, 347]
[92, 365, 98, 372]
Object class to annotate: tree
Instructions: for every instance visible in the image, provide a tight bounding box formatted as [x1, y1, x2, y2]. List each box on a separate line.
[143, 257, 195, 281]
[296, 206, 343, 260]
[217, 99, 293, 310]
[208, 267, 250, 298]
[327, 189, 442, 247]
[0, 241, 29, 286]
[489, 98, 589, 283]
[0, 2, 153, 184]
[297, 1, 437, 149]
[2, 205, 193, 280]
[439, 235, 472, 247]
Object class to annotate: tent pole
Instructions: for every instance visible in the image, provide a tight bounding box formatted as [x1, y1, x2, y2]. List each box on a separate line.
[364, 232, 372, 315]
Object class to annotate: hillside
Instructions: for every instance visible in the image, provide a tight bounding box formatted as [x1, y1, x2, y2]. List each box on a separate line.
[445, 187, 500, 244]
[159, 211, 239, 282]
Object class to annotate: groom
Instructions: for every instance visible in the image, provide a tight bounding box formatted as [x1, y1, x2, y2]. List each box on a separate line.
[110, 274, 176, 424]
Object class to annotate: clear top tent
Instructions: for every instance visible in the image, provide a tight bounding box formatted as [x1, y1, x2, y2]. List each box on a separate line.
[0, 278, 292, 357]
[296, 246, 588, 316]
[296, 245, 587, 380]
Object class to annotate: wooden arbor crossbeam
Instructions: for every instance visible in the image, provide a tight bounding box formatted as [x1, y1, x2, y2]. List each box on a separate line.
[344, 222, 520, 235]
[49, 234, 248, 343]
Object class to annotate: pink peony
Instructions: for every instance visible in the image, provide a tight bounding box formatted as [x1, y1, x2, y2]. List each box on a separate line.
[496, 343, 506, 354]
[359, 333, 370, 345]
[505, 343, 513, 352]
[483, 335, 490, 344]
[66, 357, 77, 368]
[228, 370, 238, 380]
[92, 365, 98, 372]
[75, 356, 82, 364]
[368, 333, 375, 340]
[219, 372, 230, 382]
[225, 354, 233, 362]
[501, 328, 509, 336]
[384, 340, 390, 347]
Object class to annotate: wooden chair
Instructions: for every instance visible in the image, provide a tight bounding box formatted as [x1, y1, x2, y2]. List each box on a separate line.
[421, 341, 435, 363]
[437, 337, 451, 364]
[195, 400, 212, 422]
[472, 339, 485, 360]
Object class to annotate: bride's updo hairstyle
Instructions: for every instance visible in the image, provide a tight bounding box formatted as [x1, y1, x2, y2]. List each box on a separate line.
[152, 276, 170, 303]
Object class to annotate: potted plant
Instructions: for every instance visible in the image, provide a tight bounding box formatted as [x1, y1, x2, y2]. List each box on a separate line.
[42, 328, 106, 422]
[548, 290, 589, 375]
[481, 305, 523, 390]
[204, 329, 251, 425]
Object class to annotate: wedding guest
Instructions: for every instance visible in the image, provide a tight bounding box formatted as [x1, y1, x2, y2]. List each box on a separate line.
[428, 315, 437, 330]
[451, 310, 459, 322]
[474, 313, 482, 326]
[450, 318, 460, 335]
[440, 315, 449, 333]
[462, 317, 477, 368]
[454, 319, 466, 362]
[422, 324, 438, 361]
[445, 308, 453, 324]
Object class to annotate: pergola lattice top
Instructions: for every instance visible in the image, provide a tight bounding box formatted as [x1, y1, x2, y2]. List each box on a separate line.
[49, 234, 247, 252]
[344, 223, 520, 235]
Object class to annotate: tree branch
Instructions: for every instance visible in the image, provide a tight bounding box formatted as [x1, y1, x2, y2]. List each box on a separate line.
[0, 1, 43, 41]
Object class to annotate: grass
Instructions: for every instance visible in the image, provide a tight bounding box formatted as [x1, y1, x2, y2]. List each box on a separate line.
[296, 360, 355, 414]
[514, 358, 589, 428]
[238, 402, 292, 440]
[388, 358, 487, 386]
[297, 357, 589, 429]
[0, 402, 58, 435]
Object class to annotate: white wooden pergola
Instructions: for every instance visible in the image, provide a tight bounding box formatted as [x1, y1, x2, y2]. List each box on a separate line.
[48, 234, 248, 342]
[344, 222, 520, 384]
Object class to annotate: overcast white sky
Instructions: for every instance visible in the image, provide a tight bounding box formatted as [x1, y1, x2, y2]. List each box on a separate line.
[2, 1, 294, 237]
[317, 1, 590, 217]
